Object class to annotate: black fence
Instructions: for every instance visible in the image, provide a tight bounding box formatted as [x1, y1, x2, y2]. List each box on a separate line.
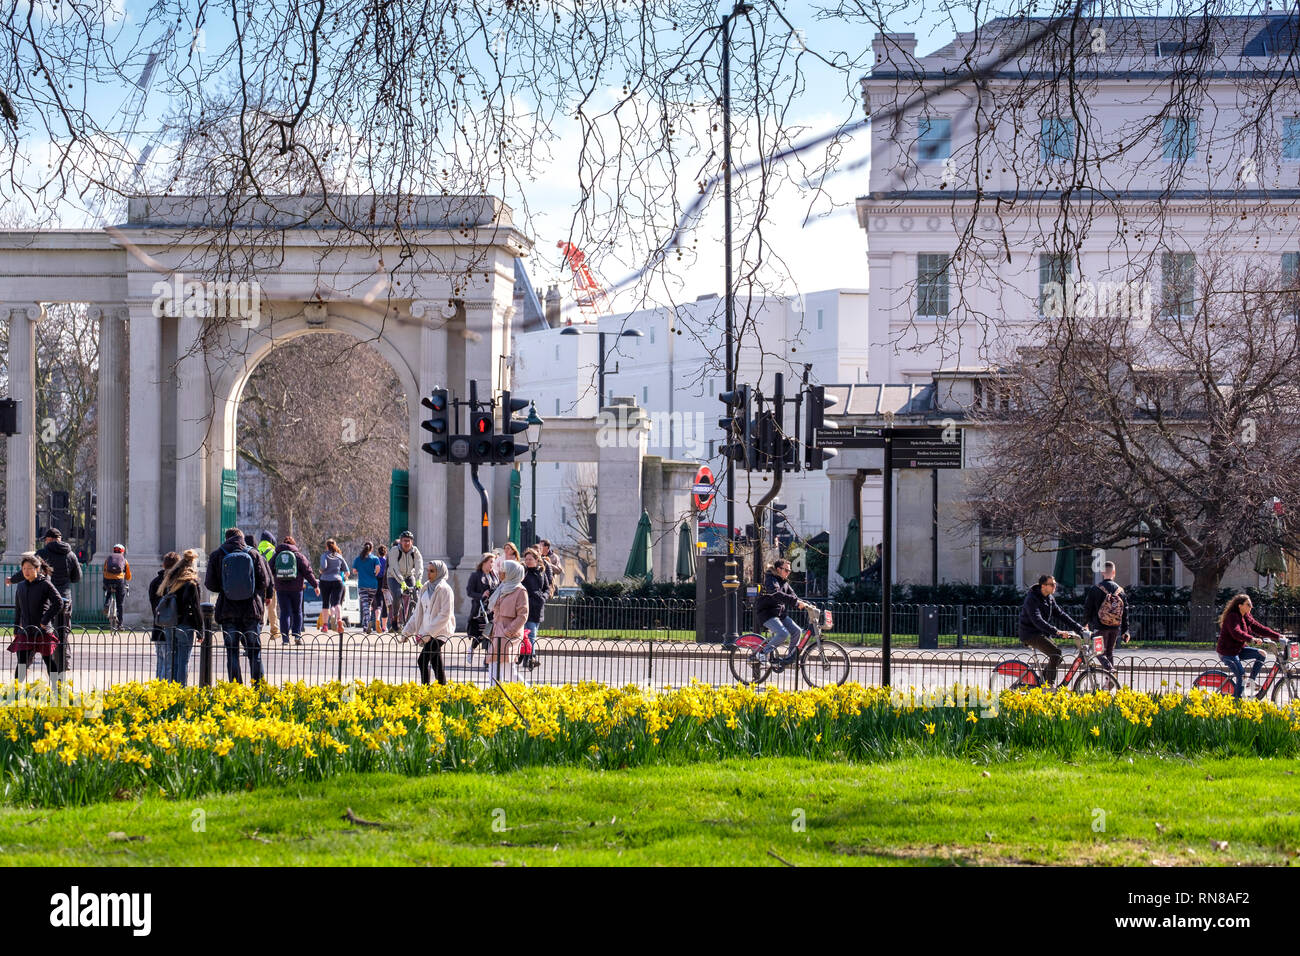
[32, 625, 1240, 698]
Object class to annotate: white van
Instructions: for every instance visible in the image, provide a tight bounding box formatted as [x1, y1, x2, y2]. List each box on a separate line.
[301, 580, 362, 628]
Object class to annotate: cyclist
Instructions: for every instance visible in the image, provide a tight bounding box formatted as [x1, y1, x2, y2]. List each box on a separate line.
[1017, 574, 1085, 688]
[754, 558, 814, 662]
[102, 544, 131, 627]
[1216, 593, 1282, 699]
[386, 531, 423, 632]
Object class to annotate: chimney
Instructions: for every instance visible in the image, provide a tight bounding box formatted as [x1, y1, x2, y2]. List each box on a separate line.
[545, 284, 562, 326]
[872, 32, 917, 69]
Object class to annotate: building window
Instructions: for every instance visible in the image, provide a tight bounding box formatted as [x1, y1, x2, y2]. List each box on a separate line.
[1284, 117, 1300, 160]
[554, 398, 560, 415]
[708, 439, 715, 457]
[709, 379, 715, 397]
[817, 308, 824, 330]
[1040, 117, 1074, 162]
[642, 386, 648, 404]
[1161, 253, 1196, 319]
[1038, 253, 1073, 316]
[649, 327, 655, 344]
[1284, 252, 1300, 319]
[917, 253, 950, 318]
[917, 117, 951, 161]
[555, 344, 560, 360]
[1139, 542, 1176, 587]
[973, 378, 1015, 412]
[798, 501, 806, 521]
[1162, 116, 1197, 160]
[979, 523, 1017, 587]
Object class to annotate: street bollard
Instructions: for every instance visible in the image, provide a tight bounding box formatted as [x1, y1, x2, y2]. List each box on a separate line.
[200, 602, 216, 687]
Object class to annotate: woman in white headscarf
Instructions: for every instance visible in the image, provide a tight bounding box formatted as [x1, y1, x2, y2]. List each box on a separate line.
[487, 559, 529, 684]
[402, 560, 455, 685]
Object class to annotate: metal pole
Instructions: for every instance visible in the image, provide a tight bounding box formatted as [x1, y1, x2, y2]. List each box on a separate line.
[882, 429, 893, 687]
[530, 447, 538, 548]
[469, 380, 490, 553]
[598, 331, 607, 409]
[722, 3, 741, 646]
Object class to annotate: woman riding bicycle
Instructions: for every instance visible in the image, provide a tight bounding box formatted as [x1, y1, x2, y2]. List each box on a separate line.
[755, 559, 813, 662]
[1217, 593, 1282, 699]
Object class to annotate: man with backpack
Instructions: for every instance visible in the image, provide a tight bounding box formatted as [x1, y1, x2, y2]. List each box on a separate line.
[256, 532, 281, 641]
[1083, 560, 1131, 672]
[270, 535, 318, 646]
[204, 527, 274, 683]
[102, 544, 131, 628]
[387, 531, 424, 632]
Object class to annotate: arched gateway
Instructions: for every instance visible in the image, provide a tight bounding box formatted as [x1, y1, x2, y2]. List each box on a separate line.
[0, 195, 530, 620]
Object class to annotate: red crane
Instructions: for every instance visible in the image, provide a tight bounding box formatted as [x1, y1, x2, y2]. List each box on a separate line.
[556, 241, 611, 320]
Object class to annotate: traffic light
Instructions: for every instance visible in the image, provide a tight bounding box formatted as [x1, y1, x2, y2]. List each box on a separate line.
[421, 388, 451, 461]
[494, 390, 530, 463]
[718, 384, 753, 468]
[469, 409, 495, 463]
[804, 384, 839, 470]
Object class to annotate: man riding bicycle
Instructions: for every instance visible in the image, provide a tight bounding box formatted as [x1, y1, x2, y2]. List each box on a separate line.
[754, 558, 813, 662]
[102, 544, 131, 627]
[386, 531, 423, 632]
[1018, 574, 1085, 688]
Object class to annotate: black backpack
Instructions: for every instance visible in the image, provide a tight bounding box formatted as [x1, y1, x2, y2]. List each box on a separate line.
[155, 590, 180, 628]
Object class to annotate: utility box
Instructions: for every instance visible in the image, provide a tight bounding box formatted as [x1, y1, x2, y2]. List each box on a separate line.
[695, 552, 753, 643]
[918, 605, 940, 649]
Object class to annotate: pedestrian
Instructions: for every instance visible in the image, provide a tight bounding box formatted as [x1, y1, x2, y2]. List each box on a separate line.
[754, 558, 813, 661]
[204, 527, 274, 684]
[271, 535, 318, 645]
[486, 559, 529, 685]
[501, 541, 522, 565]
[256, 532, 281, 642]
[387, 531, 424, 631]
[101, 543, 131, 629]
[1082, 560, 1130, 672]
[519, 547, 548, 670]
[10, 528, 81, 670]
[401, 560, 455, 685]
[465, 551, 496, 669]
[1017, 574, 1085, 689]
[351, 541, 382, 634]
[153, 548, 202, 685]
[1216, 593, 1282, 699]
[319, 538, 349, 637]
[538, 539, 563, 596]
[7, 553, 65, 689]
[372, 544, 391, 632]
[147, 552, 179, 679]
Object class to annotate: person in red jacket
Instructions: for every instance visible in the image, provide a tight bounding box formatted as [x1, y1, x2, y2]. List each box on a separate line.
[1217, 594, 1282, 698]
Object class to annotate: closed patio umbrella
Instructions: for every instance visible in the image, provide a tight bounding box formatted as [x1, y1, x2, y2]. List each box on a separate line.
[508, 468, 522, 547]
[1053, 538, 1077, 589]
[676, 521, 696, 580]
[624, 510, 653, 580]
[836, 517, 861, 582]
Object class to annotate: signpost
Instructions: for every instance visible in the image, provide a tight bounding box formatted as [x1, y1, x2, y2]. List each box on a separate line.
[693, 465, 716, 511]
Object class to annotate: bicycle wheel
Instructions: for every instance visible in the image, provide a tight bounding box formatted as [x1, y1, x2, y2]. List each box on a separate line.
[988, 659, 1037, 696]
[1072, 667, 1120, 693]
[1272, 674, 1300, 706]
[799, 640, 850, 687]
[728, 644, 771, 686]
[1193, 669, 1237, 696]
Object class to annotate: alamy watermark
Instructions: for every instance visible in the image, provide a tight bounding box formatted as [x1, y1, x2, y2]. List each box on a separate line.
[596, 408, 716, 459]
[151, 273, 262, 328]
[1041, 277, 1152, 326]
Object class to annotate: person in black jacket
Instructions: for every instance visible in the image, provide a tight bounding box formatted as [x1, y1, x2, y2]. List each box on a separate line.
[519, 548, 548, 669]
[754, 558, 812, 661]
[1018, 574, 1084, 687]
[204, 528, 273, 684]
[8, 554, 65, 687]
[1082, 561, 1131, 672]
[156, 549, 204, 685]
[148, 552, 180, 679]
[465, 552, 496, 669]
[9, 529, 81, 669]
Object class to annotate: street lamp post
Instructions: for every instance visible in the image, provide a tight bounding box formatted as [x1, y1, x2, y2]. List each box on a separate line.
[559, 325, 644, 408]
[525, 402, 545, 548]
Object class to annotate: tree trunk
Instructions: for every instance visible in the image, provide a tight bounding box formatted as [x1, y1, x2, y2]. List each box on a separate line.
[1188, 564, 1226, 643]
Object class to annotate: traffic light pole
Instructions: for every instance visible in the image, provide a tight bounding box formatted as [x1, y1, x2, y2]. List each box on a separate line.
[470, 463, 490, 554]
[882, 428, 893, 688]
[751, 373, 785, 584]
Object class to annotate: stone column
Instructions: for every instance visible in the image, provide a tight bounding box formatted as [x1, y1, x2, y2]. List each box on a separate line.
[90, 306, 128, 562]
[173, 309, 208, 554]
[595, 399, 649, 580]
[410, 300, 450, 565]
[2, 304, 41, 562]
[127, 300, 163, 563]
[827, 469, 858, 591]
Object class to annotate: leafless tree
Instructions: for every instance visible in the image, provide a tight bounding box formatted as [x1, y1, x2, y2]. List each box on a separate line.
[560, 463, 598, 583]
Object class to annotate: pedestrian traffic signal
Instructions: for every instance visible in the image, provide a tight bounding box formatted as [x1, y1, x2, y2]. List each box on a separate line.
[494, 390, 530, 463]
[421, 388, 451, 461]
[804, 384, 838, 470]
[718, 384, 753, 468]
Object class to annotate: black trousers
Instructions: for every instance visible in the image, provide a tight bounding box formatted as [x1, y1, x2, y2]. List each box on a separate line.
[417, 638, 447, 685]
[1020, 631, 1063, 685]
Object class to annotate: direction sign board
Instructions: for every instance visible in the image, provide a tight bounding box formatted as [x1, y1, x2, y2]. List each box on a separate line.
[892, 427, 963, 469]
[815, 426, 885, 449]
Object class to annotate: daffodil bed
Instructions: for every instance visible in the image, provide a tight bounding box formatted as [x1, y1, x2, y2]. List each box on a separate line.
[3, 680, 1299, 807]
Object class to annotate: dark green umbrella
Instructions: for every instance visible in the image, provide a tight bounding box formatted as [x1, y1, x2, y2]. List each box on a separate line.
[624, 510, 653, 580]
[1255, 545, 1287, 577]
[836, 517, 861, 582]
[508, 468, 522, 547]
[676, 521, 696, 580]
[1053, 538, 1076, 589]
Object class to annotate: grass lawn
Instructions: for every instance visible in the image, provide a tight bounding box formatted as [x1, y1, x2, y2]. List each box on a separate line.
[0, 755, 1295, 865]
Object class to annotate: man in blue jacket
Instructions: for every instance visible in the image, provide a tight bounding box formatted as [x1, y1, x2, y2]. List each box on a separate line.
[1017, 574, 1084, 688]
[204, 528, 273, 683]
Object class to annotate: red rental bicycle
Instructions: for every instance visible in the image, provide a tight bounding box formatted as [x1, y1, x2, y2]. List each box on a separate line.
[989, 630, 1120, 695]
[728, 606, 850, 687]
[1192, 637, 1300, 704]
